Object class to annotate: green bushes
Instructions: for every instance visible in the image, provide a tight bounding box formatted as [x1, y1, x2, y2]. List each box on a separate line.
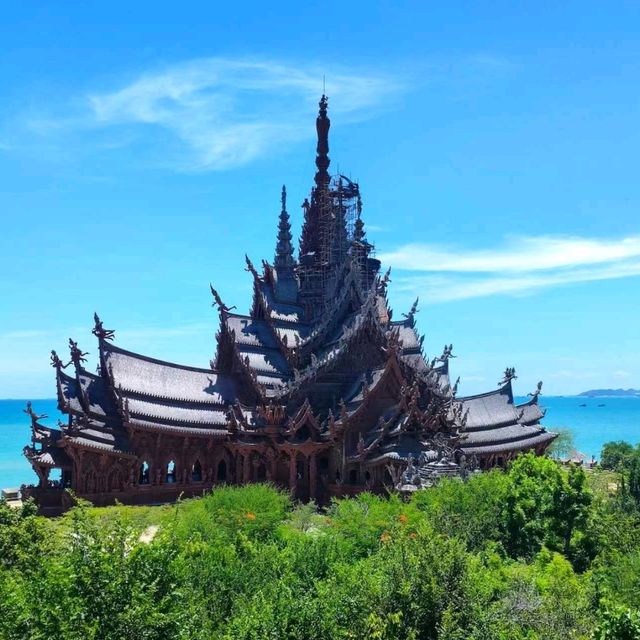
[1, 455, 640, 639]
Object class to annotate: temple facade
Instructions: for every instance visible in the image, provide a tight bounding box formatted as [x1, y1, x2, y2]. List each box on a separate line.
[24, 96, 555, 512]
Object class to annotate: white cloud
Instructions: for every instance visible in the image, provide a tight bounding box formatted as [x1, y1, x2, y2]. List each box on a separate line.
[383, 234, 640, 302]
[613, 370, 631, 378]
[380, 235, 640, 273]
[85, 57, 403, 171]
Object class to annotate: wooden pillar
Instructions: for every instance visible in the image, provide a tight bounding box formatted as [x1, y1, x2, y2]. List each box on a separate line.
[235, 453, 242, 484]
[309, 454, 317, 501]
[242, 453, 250, 484]
[288, 452, 297, 495]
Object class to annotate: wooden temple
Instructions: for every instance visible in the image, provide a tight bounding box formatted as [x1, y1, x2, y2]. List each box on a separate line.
[24, 95, 555, 512]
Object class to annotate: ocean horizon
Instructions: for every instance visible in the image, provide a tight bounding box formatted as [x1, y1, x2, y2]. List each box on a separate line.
[1, 396, 639, 490]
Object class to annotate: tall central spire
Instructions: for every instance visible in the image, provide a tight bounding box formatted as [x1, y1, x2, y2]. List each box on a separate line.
[314, 94, 330, 189]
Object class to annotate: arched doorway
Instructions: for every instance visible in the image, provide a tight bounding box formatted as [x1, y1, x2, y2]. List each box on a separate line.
[139, 461, 150, 485]
[217, 459, 227, 483]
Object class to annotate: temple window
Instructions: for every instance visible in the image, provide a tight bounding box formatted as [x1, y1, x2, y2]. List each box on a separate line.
[49, 468, 62, 487]
[217, 459, 227, 482]
[349, 469, 359, 485]
[166, 460, 176, 484]
[139, 461, 150, 485]
[191, 460, 203, 482]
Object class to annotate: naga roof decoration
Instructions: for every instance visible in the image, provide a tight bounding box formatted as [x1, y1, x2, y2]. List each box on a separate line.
[24, 95, 556, 510]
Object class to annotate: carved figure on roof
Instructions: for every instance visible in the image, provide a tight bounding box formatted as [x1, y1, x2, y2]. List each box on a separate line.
[68, 339, 88, 368]
[50, 349, 68, 370]
[23, 401, 48, 426]
[210, 284, 236, 313]
[92, 313, 115, 341]
[437, 344, 456, 363]
[528, 380, 543, 400]
[377, 267, 392, 295]
[498, 367, 517, 386]
[402, 297, 419, 323]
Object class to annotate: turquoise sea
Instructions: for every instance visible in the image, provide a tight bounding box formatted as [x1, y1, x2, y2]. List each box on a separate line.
[1, 397, 639, 490]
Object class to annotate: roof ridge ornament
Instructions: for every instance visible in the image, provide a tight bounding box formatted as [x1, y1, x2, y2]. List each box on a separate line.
[68, 338, 89, 370]
[244, 255, 259, 280]
[528, 380, 543, 403]
[50, 349, 68, 370]
[377, 267, 392, 295]
[437, 344, 456, 364]
[402, 297, 420, 325]
[92, 312, 115, 342]
[210, 284, 236, 315]
[498, 366, 517, 387]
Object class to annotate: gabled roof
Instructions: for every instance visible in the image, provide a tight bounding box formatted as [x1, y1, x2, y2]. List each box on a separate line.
[57, 369, 114, 417]
[458, 383, 520, 430]
[102, 341, 236, 405]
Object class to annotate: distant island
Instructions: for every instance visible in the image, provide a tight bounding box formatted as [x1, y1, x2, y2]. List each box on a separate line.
[578, 388, 640, 397]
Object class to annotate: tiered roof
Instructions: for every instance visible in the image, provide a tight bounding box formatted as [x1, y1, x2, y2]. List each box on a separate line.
[25, 94, 555, 496]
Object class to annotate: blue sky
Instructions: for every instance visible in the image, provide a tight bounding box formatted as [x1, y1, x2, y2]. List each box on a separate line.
[1, 1, 639, 399]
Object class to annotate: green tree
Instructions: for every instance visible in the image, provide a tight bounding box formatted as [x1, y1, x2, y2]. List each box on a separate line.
[601, 441, 636, 471]
[628, 455, 640, 506]
[502, 454, 593, 566]
[594, 601, 640, 640]
[547, 428, 576, 459]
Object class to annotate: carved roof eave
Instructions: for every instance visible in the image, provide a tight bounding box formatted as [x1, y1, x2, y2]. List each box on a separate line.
[285, 398, 323, 438]
[298, 261, 367, 355]
[57, 367, 114, 425]
[126, 419, 229, 440]
[277, 291, 388, 402]
[342, 350, 407, 427]
[55, 368, 70, 414]
[250, 282, 299, 367]
[60, 435, 137, 460]
[217, 320, 266, 403]
[275, 440, 333, 453]
[400, 354, 450, 399]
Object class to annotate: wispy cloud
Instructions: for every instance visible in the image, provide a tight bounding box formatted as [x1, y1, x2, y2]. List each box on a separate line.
[381, 234, 640, 302]
[23, 57, 404, 172]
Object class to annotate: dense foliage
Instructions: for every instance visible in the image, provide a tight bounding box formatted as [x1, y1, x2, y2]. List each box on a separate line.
[1, 452, 640, 639]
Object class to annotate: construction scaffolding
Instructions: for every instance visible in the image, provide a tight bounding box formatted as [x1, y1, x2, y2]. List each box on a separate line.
[298, 174, 376, 320]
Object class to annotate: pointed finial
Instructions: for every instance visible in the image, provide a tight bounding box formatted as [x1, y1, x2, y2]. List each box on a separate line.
[274, 185, 294, 273]
[210, 284, 236, 314]
[245, 255, 259, 280]
[528, 381, 543, 401]
[50, 349, 66, 370]
[315, 95, 330, 189]
[402, 298, 419, 324]
[68, 339, 89, 370]
[92, 312, 115, 341]
[498, 367, 517, 386]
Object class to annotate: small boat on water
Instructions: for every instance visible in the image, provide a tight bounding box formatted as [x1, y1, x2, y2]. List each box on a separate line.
[579, 403, 587, 407]
[598, 403, 606, 407]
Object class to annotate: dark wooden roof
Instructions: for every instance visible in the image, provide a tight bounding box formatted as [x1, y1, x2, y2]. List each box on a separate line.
[102, 341, 236, 405]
